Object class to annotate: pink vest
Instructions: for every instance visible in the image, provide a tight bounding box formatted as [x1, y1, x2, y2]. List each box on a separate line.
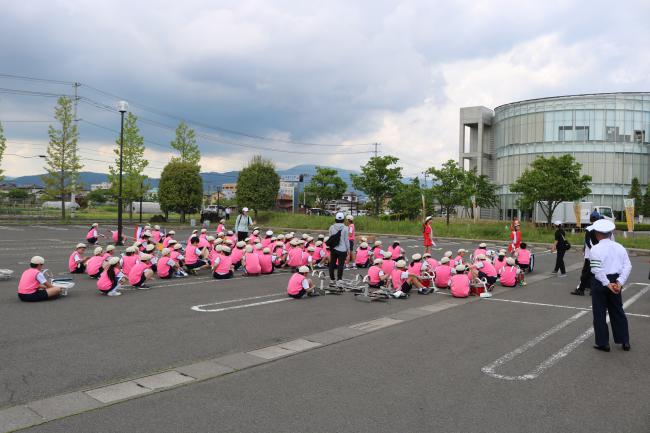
[494, 258, 506, 274]
[150, 230, 160, 244]
[479, 260, 497, 277]
[425, 258, 439, 270]
[198, 238, 210, 249]
[517, 249, 531, 265]
[244, 253, 261, 274]
[372, 247, 382, 258]
[170, 250, 182, 262]
[230, 247, 244, 264]
[112, 231, 118, 243]
[185, 246, 200, 265]
[288, 248, 303, 267]
[162, 236, 173, 248]
[259, 254, 273, 274]
[68, 251, 82, 272]
[355, 248, 369, 265]
[86, 228, 97, 240]
[216, 224, 225, 234]
[249, 235, 259, 245]
[262, 238, 272, 248]
[254, 248, 264, 256]
[500, 266, 518, 286]
[434, 265, 451, 288]
[86, 256, 105, 276]
[157, 257, 175, 277]
[300, 252, 310, 267]
[18, 268, 41, 294]
[312, 246, 323, 261]
[348, 223, 355, 240]
[391, 268, 406, 290]
[97, 267, 119, 291]
[453, 256, 464, 266]
[450, 274, 470, 297]
[122, 255, 138, 276]
[473, 248, 487, 259]
[409, 261, 423, 276]
[368, 266, 382, 285]
[128, 262, 148, 285]
[388, 246, 402, 260]
[215, 255, 232, 274]
[381, 259, 395, 275]
[287, 273, 305, 295]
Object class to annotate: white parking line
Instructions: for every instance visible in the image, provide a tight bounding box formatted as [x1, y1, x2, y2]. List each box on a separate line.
[0, 226, 24, 231]
[482, 284, 649, 381]
[191, 293, 288, 312]
[32, 225, 69, 231]
[487, 296, 650, 318]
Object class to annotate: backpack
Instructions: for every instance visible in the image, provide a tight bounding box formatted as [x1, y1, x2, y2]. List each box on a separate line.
[326, 227, 342, 249]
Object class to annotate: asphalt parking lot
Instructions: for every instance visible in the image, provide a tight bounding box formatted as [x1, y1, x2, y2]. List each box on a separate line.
[0, 224, 648, 432]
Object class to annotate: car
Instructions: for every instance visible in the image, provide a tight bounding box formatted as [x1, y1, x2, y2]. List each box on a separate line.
[200, 205, 226, 223]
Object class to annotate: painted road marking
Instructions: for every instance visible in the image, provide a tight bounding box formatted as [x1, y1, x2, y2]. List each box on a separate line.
[191, 293, 288, 312]
[0, 225, 24, 231]
[32, 225, 69, 231]
[487, 297, 650, 318]
[482, 284, 649, 381]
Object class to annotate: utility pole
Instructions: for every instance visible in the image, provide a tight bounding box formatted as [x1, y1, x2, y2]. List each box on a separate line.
[71, 82, 80, 218]
[373, 142, 379, 158]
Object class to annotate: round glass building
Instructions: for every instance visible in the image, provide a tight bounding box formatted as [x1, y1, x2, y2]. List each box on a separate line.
[460, 93, 650, 219]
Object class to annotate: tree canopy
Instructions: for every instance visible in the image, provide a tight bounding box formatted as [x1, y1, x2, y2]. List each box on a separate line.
[304, 166, 347, 208]
[389, 178, 423, 219]
[42, 96, 82, 219]
[170, 121, 201, 167]
[236, 155, 280, 211]
[510, 154, 592, 224]
[351, 156, 403, 215]
[158, 160, 203, 222]
[427, 160, 467, 225]
[628, 177, 642, 216]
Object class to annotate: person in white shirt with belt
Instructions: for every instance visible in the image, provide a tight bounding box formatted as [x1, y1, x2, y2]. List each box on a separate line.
[589, 219, 632, 352]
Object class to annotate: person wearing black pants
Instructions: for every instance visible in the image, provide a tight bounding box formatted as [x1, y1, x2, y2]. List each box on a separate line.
[572, 212, 602, 296]
[327, 212, 350, 286]
[551, 221, 567, 276]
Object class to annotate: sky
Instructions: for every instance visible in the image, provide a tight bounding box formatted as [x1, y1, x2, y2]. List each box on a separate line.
[0, 0, 649, 180]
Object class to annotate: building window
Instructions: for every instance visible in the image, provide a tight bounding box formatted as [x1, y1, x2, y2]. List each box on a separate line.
[606, 126, 618, 141]
[575, 126, 589, 141]
[558, 125, 573, 141]
[634, 130, 645, 143]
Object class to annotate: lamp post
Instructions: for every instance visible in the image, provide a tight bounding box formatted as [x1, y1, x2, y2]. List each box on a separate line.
[116, 100, 128, 246]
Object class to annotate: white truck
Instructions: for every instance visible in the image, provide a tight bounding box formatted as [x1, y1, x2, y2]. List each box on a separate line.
[533, 201, 615, 225]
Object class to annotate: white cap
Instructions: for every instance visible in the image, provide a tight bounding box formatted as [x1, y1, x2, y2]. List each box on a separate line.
[374, 240, 382, 246]
[222, 246, 231, 253]
[457, 248, 466, 254]
[506, 257, 516, 265]
[168, 240, 177, 245]
[440, 257, 450, 264]
[266, 230, 273, 236]
[227, 230, 234, 235]
[215, 238, 223, 244]
[201, 228, 207, 233]
[277, 234, 285, 240]
[173, 243, 182, 250]
[360, 242, 368, 248]
[30, 255, 45, 265]
[161, 248, 170, 256]
[479, 243, 487, 248]
[276, 241, 284, 247]
[396, 259, 406, 268]
[477, 254, 487, 260]
[76, 243, 87, 249]
[207, 236, 215, 242]
[139, 254, 152, 261]
[253, 230, 260, 235]
[126, 246, 137, 253]
[425, 216, 432, 222]
[145, 244, 155, 252]
[498, 250, 506, 256]
[307, 246, 315, 252]
[93, 246, 103, 255]
[455, 264, 466, 272]
[346, 214, 354, 220]
[144, 225, 152, 230]
[255, 243, 263, 250]
[92, 222, 99, 227]
[168, 230, 175, 235]
[245, 245, 253, 253]
[220, 219, 225, 223]
[298, 265, 310, 273]
[444, 251, 452, 258]
[263, 247, 271, 254]
[383, 251, 392, 259]
[215, 245, 223, 252]
[242, 207, 249, 212]
[106, 245, 115, 252]
[373, 258, 383, 265]
[335, 212, 344, 220]
[236, 241, 246, 248]
[411, 253, 422, 261]
[423, 253, 431, 258]
[154, 225, 160, 230]
[302, 233, 309, 239]
[593, 219, 615, 233]
[143, 231, 151, 237]
[108, 256, 120, 266]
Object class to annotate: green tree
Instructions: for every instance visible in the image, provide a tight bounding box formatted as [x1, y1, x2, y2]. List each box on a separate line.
[427, 160, 466, 226]
[462, 168, 498, 218]
[108, 113, 149, 220]
[628, 177, 642, 216]
[0, 121, 6, 182]
[351, 156, 403, 216]
[389, 178, 423, 219]
[158, 160, 203, 223]
[7, 188, 28, 200]
[170, 121, 201, 166]
[510, 155, 591, 225]
[87, 188, 110, 205]
[42, 96, 82, 220]
[642, 186, 650, 217]
[236, 155, 280, 211]
[304, 167, 347, 208]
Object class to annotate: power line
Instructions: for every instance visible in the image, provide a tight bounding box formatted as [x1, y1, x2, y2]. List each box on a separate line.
[0, 73, 74, 86]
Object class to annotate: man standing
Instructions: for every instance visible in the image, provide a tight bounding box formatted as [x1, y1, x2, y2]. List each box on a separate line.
[225, 207, 231, 221]
[235, 207, 254, 242]
[327, 212, 349, 287]
[589, 219, 632, 352]
[571, 211, 601, 296]
[551, 221, 568, 277]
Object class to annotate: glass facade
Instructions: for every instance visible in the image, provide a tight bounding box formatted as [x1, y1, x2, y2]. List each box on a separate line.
[493, 93, 650, 214]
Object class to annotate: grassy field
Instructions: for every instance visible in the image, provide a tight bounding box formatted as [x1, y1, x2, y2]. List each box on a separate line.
[256, 212, 650, 250]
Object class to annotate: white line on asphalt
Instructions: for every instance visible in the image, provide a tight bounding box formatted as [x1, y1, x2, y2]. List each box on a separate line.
[191, 293, 288, 312]
[487, 297, 650, 318]
[482, 284, 650, 381]
[0, 225, 24, 231]
[32, 225, 69, 231]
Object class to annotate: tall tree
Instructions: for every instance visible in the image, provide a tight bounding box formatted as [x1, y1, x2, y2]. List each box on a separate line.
[642, 185, 650, 218]
[628, 177, 642, 216]
[427, 160, 466, 225]
[236, 155, 280, 211]
[0, 121, 6, 181]
[462, 168, 498, 218]
[158, 160, 203, 223]
[170, 121, 201, 166]
[304, 166, 347, 208]
[510, 155, 591, 225]
[389, 178, 423, 219]
[108, 113, 149, 220]
[351, 156, 403, 216]
[42, 96, 82, 220]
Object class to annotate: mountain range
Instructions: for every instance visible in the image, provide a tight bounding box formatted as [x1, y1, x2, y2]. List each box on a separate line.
[5, 165, 363, 193]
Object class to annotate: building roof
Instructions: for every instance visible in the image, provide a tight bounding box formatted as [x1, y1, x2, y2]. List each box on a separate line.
[494, 92, 650, 111]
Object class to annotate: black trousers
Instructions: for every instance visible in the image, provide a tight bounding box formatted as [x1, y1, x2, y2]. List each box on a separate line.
[329, 249, 347, 281]
[578, 259, 591, 290]
[554, 249, 566, 274]
[237, 231, 248, 242]
[591, 273, 629, 346]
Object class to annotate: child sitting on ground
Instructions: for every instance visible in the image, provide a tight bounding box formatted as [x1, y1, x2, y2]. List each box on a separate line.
[493, 250, 507, 275]
[18, 256, 63, 302]
[434, 257, 453, 289]
[473, 243, 488, 260]
[498, 257, 521, 287]
[157, 248, 184, 279]
[381, 251, 396, 276]
[242, 245, 262, 276]
[388, 241, 404, 261]
[454, 249, 467, 266]
[367, 258, 388, 289]
[85, 246, 106, 279]
[286, 266, 319, 298]
[515, 243, 532, 278]
[68, 243, 90, 274]
[97, 256, 124, 296]
[128, 254, 154, 289]
[450, 264, 471, 298]
[471, 253, 498, 288]
[184, 236, 210, 274]
[260, 247, 274, 274]
[355, 242, 371, 268]
[212, 246, 234, 279]
[394, 259, 431, 296]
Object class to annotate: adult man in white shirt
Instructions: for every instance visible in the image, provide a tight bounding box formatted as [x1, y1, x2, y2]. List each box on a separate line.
[589, 219, 632, 352]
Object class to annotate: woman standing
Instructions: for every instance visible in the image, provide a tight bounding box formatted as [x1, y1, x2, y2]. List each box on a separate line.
[508, 223, 522, 253]
[234, 207, 254, 242]
[551, 221, 568, 277]
[327, 212, 349, 286]
[423, 216, 434, 255]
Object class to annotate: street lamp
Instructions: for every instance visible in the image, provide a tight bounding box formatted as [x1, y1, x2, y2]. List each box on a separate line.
[116, 100, 128, 246]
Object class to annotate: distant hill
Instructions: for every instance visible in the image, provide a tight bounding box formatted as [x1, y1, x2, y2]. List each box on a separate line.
[8, 165, 364, 194]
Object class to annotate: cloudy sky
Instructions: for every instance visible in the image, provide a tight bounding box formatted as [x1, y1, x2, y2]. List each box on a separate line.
[1, 0, 649, 179]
